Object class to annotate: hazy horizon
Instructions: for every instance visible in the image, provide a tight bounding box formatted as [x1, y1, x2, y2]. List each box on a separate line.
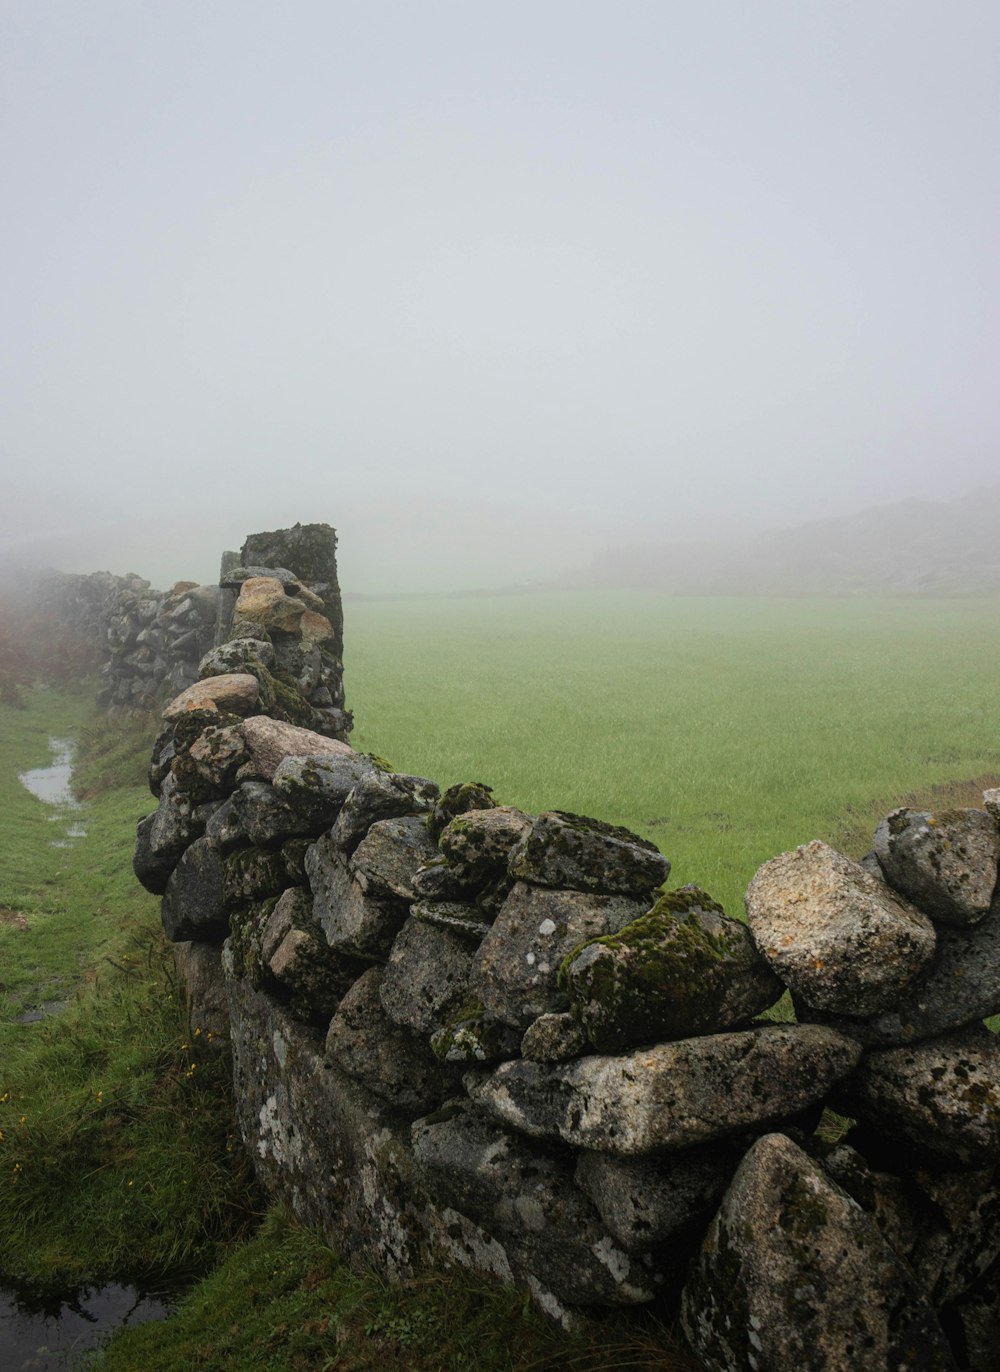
[3, 2, 998, 592]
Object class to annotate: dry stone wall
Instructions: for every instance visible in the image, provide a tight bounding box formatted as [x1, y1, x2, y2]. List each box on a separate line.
[33, 523, 349, 728]
[128, 533, 1000, 1371]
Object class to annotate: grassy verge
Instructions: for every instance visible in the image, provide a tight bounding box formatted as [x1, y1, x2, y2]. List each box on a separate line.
[95, 1208, 698, 1372]
[0, 688, 258, 1289]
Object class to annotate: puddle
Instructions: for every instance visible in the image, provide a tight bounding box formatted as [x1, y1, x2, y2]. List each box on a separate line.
[18, 740, 80, 809]
[15, 1001, 68, 1026]
[0, 1279, 175, 1368]
[17, 738, 87, 849]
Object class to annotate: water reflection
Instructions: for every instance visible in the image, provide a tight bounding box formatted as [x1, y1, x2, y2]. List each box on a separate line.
[0, 1279, 175, 1368]
[17, 737, 87, 848]
[18, 739, 80, 809]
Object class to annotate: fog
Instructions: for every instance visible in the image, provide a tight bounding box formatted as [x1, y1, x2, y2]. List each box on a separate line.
[2, 1, 998, 593]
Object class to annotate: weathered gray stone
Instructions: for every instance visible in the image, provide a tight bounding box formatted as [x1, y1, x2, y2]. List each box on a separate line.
[222, 846, 287, 905]
[228, 781, 331, 848]
[259, 887, 303, 963]
[242, 716, 355, 782]
[840, 1027, 1000, 1167]
[471, 882, 649, 1030]
[198, 637, 275, 679]
[175, 723, 248, 796]
[306, 834, 408, 959]
[133, 773, 205, 893]
[379, 918, 475, 1035]
[411, 859, 478, 901]
[161, 836, 227, 942]
[271, 752, 374, 816]
[819, 1144, 922, 1271]
[411, 1105, 659, 1306]
[746, 840, 937, 1015]
[225, 967, 576, 1322]
[508, 811, 670, 896]
[575, 1146, 734, 1250]
[410, 900, 493, 942]
[985, 789, 1000, 824]
[350, 816, 439, 902]
[173, 940, 229, 1039]
[267, 927, 364, 1023]
[219, 564, 300, 591]
[803, 898, 1000, 1046]
[680, 1133, 956, 1372]
[470, 1025, 861, 1155]
[330, 770, 440, 856]
[561, 886, 783, 1052]
[874, 807, 1000, 926]
[162, 672, 260, 720]
[439, 807, 533, 884]
[913, 1173, 1000, 1308]
[520, 1012, 588, 1062]
[325, 968, 458, 1113]
[204, 794, 245, 850]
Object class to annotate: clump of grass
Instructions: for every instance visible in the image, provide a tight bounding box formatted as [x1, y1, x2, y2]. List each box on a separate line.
[95, 1206, 699, 1372]
[0, 922, 260, 1289]
[75, 707, 159, 799]
[0, 688, 260, 1290]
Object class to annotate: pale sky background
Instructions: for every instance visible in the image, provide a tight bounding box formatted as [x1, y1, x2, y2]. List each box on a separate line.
[2, 1, 997, 591]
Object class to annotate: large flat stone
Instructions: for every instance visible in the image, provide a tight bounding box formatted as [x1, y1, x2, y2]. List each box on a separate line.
[162, 673, 260, 720]
[241, 715, 354, 781]
[469, 1025, 861, 1155]
[508, 811, 669, 896]
[411, 1105, 660, 1306]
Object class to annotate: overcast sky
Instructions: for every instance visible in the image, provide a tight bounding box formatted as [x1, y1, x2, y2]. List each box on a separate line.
[2, 1, 997, 591]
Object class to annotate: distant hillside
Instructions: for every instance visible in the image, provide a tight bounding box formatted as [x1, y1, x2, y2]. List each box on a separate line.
[580, 485, 1000, 597]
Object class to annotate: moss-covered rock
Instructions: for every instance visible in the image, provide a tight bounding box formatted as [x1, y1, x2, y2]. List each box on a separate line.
[438, 806, 533, 885]
[428, 1002, 520, 1064]
[426, 781, 495, 843]
[508, 810, 670, 897]
[558, 886, 783, 1051]
[223, 845, 288, 905]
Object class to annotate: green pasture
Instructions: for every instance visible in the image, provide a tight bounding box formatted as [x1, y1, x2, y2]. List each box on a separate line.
[346, 592, 1000, 916]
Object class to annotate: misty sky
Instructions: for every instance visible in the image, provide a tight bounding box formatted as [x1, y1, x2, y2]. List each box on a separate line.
[2, 1, 998, 591]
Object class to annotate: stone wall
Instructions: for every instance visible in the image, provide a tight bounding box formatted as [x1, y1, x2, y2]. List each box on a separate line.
[129, 564, 1000, 1370]
[32, 522, 348, 730]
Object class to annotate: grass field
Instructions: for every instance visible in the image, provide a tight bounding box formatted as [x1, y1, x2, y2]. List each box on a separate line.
[346, 592, 1000, 916]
